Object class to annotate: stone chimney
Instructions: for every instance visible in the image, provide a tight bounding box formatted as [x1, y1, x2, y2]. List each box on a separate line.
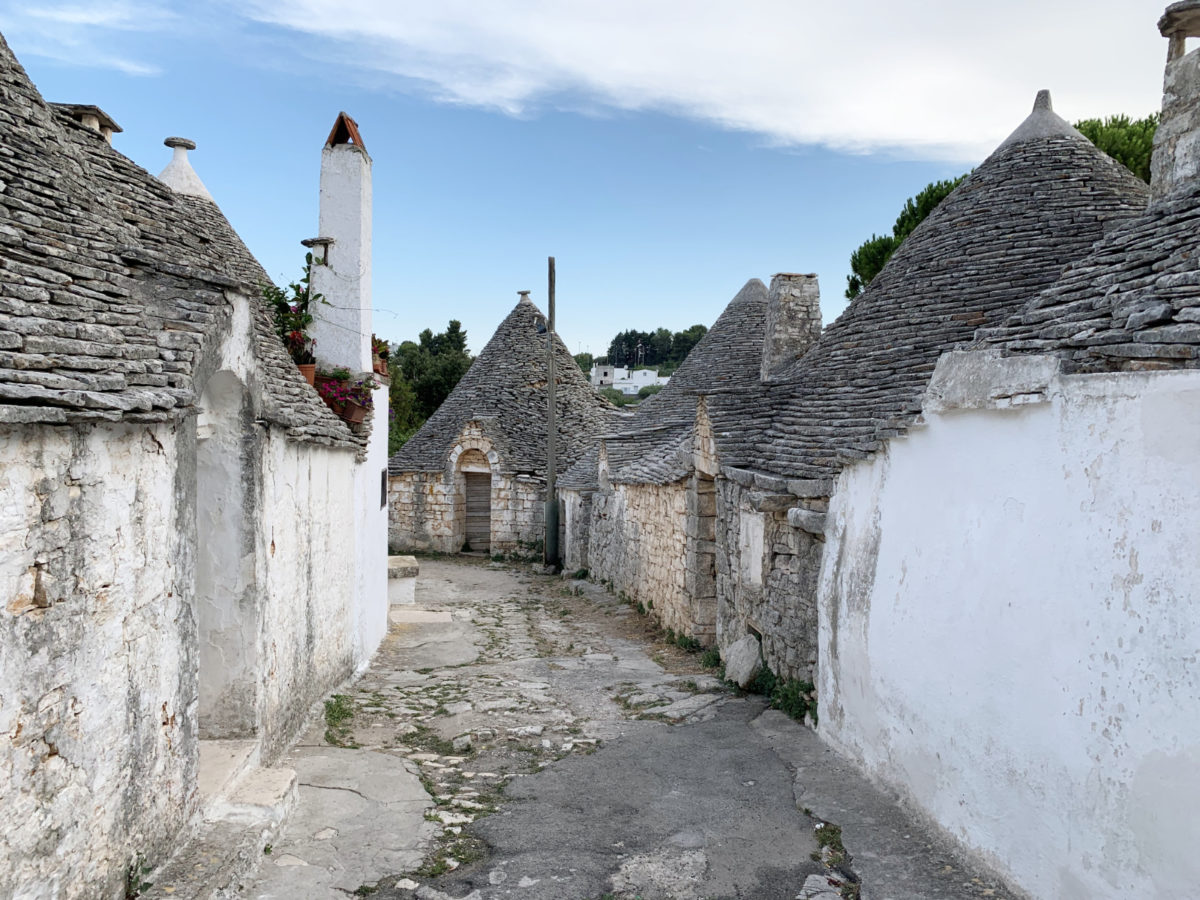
[1152, 1, 1200, 199]
[309, 112, 373, 373]
[157, 137, 214, 200]
[51, 103, 122, 143]
[761, 273, 822, 381]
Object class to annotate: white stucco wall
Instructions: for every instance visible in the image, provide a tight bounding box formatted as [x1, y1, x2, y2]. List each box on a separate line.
[0, 423, 194, 900]
[256, 430, 361, 759]
[353, 381, 390, 664]
[817, 356, 1200, 899]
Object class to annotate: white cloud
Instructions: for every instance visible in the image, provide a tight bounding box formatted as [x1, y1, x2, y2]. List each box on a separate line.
[237, 0, 1168, 160]
[0, 0, 175, 74]
[0, 0, 1169, 157]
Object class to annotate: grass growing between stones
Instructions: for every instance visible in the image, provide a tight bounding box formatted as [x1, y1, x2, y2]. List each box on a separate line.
[324, 693, 360, 747]
[745, 666, 819, 726]
[811, 821, 862, 899]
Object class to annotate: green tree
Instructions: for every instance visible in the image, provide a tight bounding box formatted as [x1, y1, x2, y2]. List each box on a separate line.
[573, 352, 594, 374]
[1075, 113, 1158, 183]
[386, 320, 474, 454]
[843, 112, 1159, 301]
[650, 327, 674, 364]
[845, 175, 966, 300]
[637, 383, 664, 399]
[670, 324, 707, 361]
[599, 386, 634, 406]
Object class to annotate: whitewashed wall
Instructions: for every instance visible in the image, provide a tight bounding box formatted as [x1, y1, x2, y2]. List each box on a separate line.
[353, 381, 390, 664]
[818, 352, 1200, 899]
[256, 431, 360, 760]
[0, 422, 194, 900]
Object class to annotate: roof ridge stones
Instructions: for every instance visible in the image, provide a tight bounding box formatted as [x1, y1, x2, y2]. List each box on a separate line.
[721, 92, 1150, 481]
[388, 296, 615, 475]
[0, 31, 360, 448]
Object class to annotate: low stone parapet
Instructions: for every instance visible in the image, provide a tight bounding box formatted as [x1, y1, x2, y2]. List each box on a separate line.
[388, 555, 419, 605]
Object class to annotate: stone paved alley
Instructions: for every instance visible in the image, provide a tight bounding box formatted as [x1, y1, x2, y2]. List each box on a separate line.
[242, 558, 1018, 900]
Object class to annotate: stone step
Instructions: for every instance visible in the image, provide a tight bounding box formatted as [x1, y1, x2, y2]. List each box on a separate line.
[197, 739, 259, 806]
[142, 761, 297, 899]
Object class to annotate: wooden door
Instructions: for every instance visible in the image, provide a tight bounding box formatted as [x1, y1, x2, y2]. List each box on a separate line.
[464, 472, 491, 552]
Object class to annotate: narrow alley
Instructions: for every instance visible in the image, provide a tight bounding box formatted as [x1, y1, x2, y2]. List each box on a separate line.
[244, 558, 1017, 900]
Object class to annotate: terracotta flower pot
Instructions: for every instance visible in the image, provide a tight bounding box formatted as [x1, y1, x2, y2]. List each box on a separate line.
[297, 363, 316, 385]
[373, 359, 389, 376]
[340, 398, 368, 425]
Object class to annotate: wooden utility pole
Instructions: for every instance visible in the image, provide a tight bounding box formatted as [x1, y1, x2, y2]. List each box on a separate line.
[544, 256, 560, 569]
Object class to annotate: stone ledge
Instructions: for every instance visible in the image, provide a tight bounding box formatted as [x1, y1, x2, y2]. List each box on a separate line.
[787, 508, 827, 535]
[388, 555, 419, 579]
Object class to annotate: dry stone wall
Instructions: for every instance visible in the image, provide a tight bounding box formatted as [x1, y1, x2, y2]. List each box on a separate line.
[389, 471, 459, 553]
[0, 422, 195, 899]
[562, 489, 592, 572]
[388, 470, 547, 556]
[589, 480, 703, 638]
[715, 474, 826, 684]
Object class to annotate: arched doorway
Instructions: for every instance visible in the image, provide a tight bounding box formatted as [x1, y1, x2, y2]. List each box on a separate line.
[458, 449, 492, 553]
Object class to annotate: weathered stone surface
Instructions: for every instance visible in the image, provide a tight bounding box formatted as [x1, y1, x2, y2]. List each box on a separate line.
[390, 295, 614, 480]
[788, 507, 827, 535]
[388, 555, 420, 579]
[709, 95, 1148, 482]
[723, 635, 763, 688]
[0, 33, 362, 446]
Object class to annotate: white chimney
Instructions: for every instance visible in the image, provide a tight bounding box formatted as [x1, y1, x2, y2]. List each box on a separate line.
[157, 137, 214, 201]
[309, 112, 373, 373]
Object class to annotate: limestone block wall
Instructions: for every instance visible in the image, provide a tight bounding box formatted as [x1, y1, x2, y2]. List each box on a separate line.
[588, 480, 703, 639]
[715, 477, 823, 683]
[388, 471, 459, 553]
[562, 489, 592, 572]
[817, 358, 1200, 899]
[490, 474, 546, 554]
[388, 469, 547, 556]
[0, 423, 195, 900]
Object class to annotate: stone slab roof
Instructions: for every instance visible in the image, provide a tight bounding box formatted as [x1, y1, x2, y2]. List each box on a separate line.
[976, 180, 1200, 371]
[719, 95, 1149, 482]
[388, 295, 616, 476]
[0, 33, 359, 448]
[558, 278, 770, 489]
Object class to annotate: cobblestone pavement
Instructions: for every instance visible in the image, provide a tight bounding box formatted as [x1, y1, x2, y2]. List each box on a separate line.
[244, 556, 1019, 900]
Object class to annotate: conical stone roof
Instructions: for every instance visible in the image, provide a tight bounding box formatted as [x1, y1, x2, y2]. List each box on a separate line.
[558, 278, 770, 489]
[717, 92, 1150, 481]
[0, 32, 357, 446]
[389, 295, 615, 475]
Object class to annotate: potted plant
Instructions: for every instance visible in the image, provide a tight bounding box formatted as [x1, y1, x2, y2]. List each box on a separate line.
[371, 335, 390, 377]
[316, 369, 374, 425]
[265, 253, 326, 384]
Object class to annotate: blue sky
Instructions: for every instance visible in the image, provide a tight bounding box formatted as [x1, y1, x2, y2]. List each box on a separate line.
[0, 0, 1166, 357]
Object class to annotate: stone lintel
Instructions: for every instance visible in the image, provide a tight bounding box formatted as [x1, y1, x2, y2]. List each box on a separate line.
[749, 492, 794, 513]
[786, 478, 833, 499]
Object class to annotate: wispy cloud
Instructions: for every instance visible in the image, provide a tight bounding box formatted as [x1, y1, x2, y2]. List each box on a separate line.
[235, 0, 1166, 161]
[0, 0, 176, 74]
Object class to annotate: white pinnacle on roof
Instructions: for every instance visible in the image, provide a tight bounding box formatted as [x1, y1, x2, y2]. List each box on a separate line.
[157, 136, 214, 201]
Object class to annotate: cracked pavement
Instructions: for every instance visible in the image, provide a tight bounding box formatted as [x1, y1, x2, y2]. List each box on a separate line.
[243, 557, 1018, 900]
